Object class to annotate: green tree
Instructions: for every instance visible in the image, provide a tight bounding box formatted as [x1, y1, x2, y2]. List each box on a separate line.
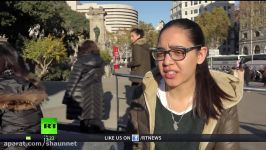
[23, 35, 67, 78]
[195, 7, 231, 49]
[100, 50, 112, 64]
[58, 2, 89, 35]
[15, 1, 89, 38]
[106, 29, 131, 56]
[239, 1, 266, 30]
[57, 2, 90, 57]
[0, 1, 35, 48]
[107, 21, 158, 51]
[0, 1, 89, 52]
[138, 21, 158, 47]
[0, 2, 16, 27]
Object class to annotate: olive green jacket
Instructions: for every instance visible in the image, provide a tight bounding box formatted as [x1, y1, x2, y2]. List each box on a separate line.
[127, 38, 151, 83]
[129, 69, 244, 150]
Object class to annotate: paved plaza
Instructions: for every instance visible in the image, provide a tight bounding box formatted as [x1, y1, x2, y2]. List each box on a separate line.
[41, 67, 266, 150]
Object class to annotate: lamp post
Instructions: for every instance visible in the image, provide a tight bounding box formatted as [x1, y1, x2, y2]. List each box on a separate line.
[125, 44, 128, 64]
[250, 1, 254, 65]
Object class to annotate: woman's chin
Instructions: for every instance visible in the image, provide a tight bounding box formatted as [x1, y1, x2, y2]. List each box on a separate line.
[164, 79, 181, 88]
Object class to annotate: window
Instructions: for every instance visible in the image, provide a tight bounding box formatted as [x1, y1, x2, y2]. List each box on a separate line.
[199, 8, 201, 13]
[199, 1, 201, 4]
[185, 11, 187, 15]
[191, 10, 193, 14]
[255, 45, 260, 54]
[194, 1, 198, 5]
[228, 6, 231, 10]
[194, 9, 198, 14]
[243, 47, 248, 55]
[224, 6, 226, 10]
[243, 33, 248, 39]
[205, 1, 207, 3]
[191, 1, 193, 6]
[172, 8, 175, 13]
[255, 31, 260, 37]
[185, 2, 187, 7]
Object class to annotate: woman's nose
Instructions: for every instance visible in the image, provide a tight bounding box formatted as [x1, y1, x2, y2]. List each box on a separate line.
[163, 53, 174, 65]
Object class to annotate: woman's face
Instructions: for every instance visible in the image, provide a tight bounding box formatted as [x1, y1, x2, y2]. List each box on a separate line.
[130, 32, 140, 43]
[157, 26, 206, 88]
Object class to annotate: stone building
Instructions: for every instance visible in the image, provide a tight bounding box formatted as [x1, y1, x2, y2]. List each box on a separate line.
[170, 1, 238, 55]
[239, 1, 266, 55]
[66, 1, 138, 33]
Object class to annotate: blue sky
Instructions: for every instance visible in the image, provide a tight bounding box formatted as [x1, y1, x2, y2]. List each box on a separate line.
[81, 1, 172, 27]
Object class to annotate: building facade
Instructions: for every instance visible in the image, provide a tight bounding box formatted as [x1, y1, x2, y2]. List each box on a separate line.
[66, 1, 138, 33]
[171, 1, 237, 55]
[239, 1, 266, 55]
[171, 1, 235, 21]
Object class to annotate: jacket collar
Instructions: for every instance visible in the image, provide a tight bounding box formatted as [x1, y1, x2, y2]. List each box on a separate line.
[142, 68, 160, 134]
[0, 88, 47, 111]
[0, 72, 48, 111]
[132, 38, 147, 45]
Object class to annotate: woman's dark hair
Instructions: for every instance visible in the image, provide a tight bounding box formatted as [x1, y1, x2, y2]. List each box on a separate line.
[158, 19, 232, 122]
[130, 28, 144, 38]
[0, 42, 23, 76]
[78, 40, 100, 56]
[0, 42, 42, 89]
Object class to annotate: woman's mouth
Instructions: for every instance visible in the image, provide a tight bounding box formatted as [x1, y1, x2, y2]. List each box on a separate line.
[164, 70, 177, 79]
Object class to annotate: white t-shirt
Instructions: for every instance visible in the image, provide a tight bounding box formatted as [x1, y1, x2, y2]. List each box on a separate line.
[156, 79, 192, 115]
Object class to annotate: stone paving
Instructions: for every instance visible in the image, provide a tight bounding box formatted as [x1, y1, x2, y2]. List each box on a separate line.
[41, 67, 266, 150]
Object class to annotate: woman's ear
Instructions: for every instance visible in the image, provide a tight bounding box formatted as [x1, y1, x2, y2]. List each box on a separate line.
[197, 46, 208, 64]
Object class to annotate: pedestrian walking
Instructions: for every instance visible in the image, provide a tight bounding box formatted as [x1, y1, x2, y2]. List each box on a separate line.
[243, 64, 251, 86]
[262, 65, 266, 86]
[63, 40, 105, 133]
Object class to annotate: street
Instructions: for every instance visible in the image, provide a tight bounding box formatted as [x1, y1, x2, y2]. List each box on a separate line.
[41, 67, 266, 150]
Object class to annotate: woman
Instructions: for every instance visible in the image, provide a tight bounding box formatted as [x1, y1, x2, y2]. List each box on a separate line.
[128, 19, 244, 150]
[0, 42, 47, 149]
[63, 40, 105, 133]
[127, 28, 152, 86]
[127, 28, 154, 101]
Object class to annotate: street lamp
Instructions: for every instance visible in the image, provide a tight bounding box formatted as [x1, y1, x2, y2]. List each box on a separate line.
[250, 1, 254, 65]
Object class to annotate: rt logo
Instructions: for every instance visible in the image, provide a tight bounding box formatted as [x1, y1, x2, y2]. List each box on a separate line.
[41, 118, 57, 134]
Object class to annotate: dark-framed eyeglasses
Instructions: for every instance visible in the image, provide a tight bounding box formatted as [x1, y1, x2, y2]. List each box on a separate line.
[151, 45, 202, 61]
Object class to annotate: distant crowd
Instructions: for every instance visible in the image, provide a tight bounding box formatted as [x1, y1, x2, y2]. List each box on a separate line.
[213, 65, 266, 86]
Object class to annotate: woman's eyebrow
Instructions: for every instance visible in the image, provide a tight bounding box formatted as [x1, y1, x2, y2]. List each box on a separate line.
[156, 46, 164, 49]
[169, 45, 185, 49]
[167, 42, 185, 49]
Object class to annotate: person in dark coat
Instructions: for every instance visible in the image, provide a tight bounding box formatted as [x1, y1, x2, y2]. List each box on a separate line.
[262, 65, 266, 87]
[127, 28, 154, 101]
[63, 40, 105, 133]
[127, 28, 153, 85]
[0, 42, 48, 149]
[243, 64, 251, 86]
